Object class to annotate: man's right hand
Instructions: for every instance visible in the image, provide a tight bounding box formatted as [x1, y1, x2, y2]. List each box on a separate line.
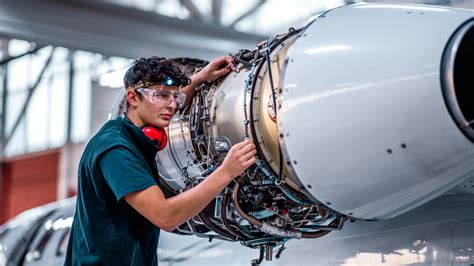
[220, 139, 257, 180]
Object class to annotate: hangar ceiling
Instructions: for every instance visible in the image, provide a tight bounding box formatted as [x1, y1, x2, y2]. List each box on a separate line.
[0, 0, 265, 60]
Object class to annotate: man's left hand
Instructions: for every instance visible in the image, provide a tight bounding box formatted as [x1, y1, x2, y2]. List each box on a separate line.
[194, 56, 234, 83]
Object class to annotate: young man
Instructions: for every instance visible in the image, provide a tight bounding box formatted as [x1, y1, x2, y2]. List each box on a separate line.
[65, 56, 257, 265]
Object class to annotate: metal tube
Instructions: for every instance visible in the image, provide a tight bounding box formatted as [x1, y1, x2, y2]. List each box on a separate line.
[300, 217, 340, 239]
[231, 181, 263, 227]
[231, 182, 302, 238]
[197, 210, 237, 241]
[265, 244, 273, 261]
[220, 192, 248, 239]
[232, 180, 341, 239]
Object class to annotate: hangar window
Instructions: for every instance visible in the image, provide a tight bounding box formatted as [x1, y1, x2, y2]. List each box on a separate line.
[0, 38, 131, 157]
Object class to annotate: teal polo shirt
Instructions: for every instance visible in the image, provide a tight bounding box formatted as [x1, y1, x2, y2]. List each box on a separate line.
[65, 116, 161, 265]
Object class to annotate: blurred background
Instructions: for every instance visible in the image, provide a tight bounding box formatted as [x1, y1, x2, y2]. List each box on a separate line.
[0, 0, 473, 224]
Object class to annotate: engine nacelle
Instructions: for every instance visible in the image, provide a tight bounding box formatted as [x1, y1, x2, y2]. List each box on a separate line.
[280, 3, 474, 220]
[109, 3, 474, 253]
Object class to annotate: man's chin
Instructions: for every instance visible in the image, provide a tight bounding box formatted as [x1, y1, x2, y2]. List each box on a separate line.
[155, 120, 171, 128]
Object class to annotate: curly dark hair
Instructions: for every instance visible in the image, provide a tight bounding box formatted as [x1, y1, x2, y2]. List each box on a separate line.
[123, 56, 190, 89]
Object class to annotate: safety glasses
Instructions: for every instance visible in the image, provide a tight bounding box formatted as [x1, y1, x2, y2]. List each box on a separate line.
[135, 88, 187, 108]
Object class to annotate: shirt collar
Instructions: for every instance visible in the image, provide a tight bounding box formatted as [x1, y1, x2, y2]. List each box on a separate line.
[120, 114, 160, 157]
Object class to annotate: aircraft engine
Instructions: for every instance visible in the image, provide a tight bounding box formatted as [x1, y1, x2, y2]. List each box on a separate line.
[109, 3, 474, 257]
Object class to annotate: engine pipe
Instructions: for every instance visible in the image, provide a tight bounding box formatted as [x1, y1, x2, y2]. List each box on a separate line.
[231, 181, 339, 239]
[197, 211, 237, 241]
[220, 192, 250, 239]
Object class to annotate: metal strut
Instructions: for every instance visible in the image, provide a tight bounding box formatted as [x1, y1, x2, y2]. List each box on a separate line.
[251, 246, 265, 265]
[242, 51, 259, 139]
[4, 47, 55, 146]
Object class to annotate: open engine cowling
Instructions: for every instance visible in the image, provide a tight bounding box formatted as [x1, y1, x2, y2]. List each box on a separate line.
[109, 3, 474, 255]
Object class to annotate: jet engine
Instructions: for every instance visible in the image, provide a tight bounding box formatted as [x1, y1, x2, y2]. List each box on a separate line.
[109, 2, 474, 260]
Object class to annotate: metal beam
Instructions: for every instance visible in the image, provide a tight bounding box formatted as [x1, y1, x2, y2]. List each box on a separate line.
[212, 0, 223, 24]
[180, 0, 205, 21]
[230, 0, 267, 28]
[4, 48, 55, 146]
[0, 1, 264, 61]
[1, 40, 8, 158]
[0, 43, 45, 66]
[66, 49, 74, 144]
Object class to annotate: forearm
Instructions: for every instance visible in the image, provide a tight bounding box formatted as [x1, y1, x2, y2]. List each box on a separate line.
[125, 139, 255, 232]
[163, 166, 232, 229]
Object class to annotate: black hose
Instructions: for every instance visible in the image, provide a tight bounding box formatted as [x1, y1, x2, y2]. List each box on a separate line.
[264, 47, 278, 120]
[220, 192, 249, 239]
[197, 210, 237, 241]
[186, 179, 236, 241]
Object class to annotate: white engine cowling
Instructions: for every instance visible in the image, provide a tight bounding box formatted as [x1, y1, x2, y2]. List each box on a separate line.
[280, 3, 474, 219]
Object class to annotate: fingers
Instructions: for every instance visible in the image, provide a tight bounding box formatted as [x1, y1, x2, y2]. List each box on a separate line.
[243, 156, 257, 168]
[228, 140, 256, 161]
[215, 65, 232, 76]
[212, 55, 234, 67]
[239, 142, 256, 154]
[240, 149, 257, 162]
[198, 55, 235, 82]
[212, 58, 233, 74]
[210, 56, 234, 72]
[220, 139, 257, 178]
[221, 55, 234, 65]
[232, 139, 254, 149]
[234, 141, 257, 167]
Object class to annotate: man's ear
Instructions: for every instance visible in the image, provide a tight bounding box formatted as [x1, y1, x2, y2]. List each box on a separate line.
[126, 90, 140, 107]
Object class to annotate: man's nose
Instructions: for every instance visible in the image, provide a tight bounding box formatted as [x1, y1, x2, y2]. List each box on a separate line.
[166, 99, 177, 109]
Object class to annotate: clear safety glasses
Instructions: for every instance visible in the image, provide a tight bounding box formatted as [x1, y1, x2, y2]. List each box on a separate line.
[135, 88, 187, 108]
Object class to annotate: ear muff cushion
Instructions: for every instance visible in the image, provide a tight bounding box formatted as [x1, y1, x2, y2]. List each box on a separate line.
[141, 126, 168, 151]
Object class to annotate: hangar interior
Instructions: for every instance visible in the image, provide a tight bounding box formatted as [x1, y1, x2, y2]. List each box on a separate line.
[0, 1, 474, 265]
[0, 0, 472, 227]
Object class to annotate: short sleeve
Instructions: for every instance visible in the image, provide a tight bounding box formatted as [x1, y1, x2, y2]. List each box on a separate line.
[99, 147, 157, 202]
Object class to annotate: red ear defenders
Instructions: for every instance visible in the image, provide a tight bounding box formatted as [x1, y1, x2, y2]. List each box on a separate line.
[141, 126, 168, 151]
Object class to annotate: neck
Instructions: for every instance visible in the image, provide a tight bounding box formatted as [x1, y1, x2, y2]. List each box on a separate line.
[125, 110, 145, 128]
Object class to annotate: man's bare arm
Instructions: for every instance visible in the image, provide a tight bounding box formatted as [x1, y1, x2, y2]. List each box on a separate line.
[124, 140, 256, 232]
